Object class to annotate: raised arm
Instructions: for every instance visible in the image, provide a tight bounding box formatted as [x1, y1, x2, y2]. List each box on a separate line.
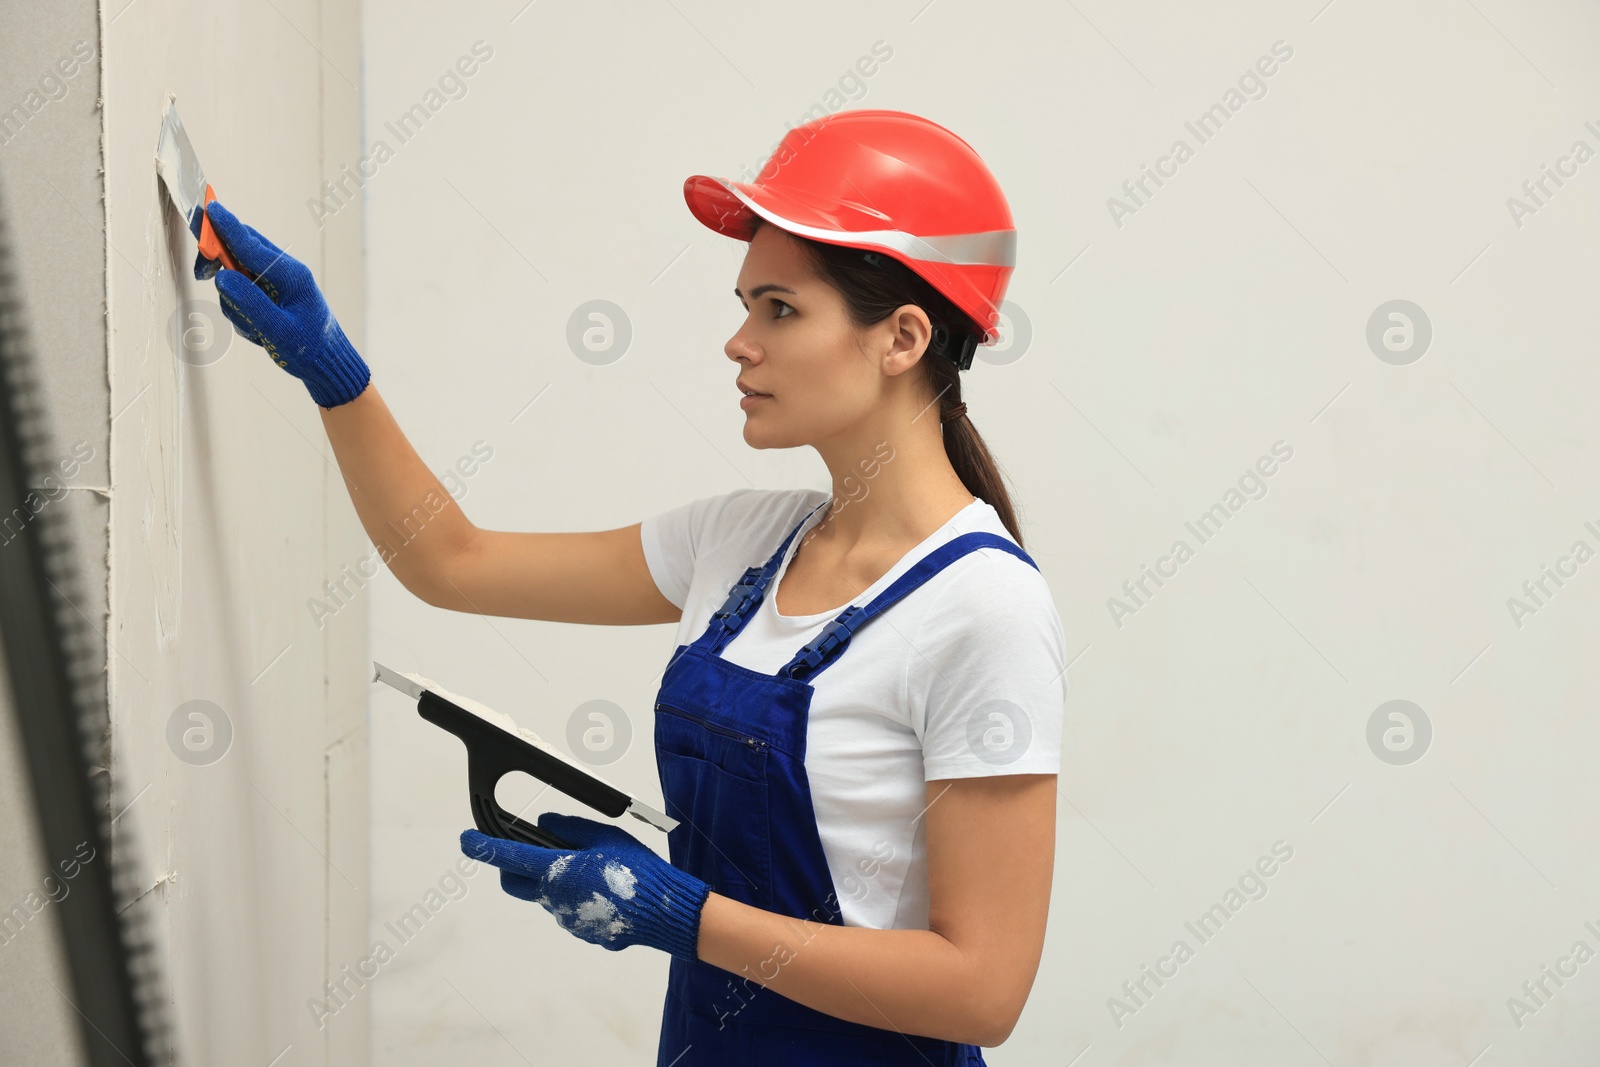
[316, 367, 678, 625]
[204, 200, 679, 627]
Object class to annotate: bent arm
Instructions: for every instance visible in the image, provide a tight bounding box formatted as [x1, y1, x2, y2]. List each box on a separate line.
[693, 773, 1056, 1047]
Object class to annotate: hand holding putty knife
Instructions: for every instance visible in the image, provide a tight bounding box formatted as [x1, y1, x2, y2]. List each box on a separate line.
[155, 98, 371, 408]
[155, 99, 247, 280]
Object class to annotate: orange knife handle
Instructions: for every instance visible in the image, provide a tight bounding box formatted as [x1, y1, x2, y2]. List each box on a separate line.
[197, 185, 251, 279]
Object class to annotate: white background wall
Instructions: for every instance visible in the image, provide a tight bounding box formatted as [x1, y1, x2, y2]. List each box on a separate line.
[360, 1, 1600, 1064]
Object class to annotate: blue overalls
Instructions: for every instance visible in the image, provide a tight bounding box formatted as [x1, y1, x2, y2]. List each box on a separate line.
[652, 499, 1039, 1066]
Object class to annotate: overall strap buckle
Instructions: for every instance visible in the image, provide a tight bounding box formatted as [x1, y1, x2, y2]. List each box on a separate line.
[711, 566, 765, 634]
[784, 604, 866, 679]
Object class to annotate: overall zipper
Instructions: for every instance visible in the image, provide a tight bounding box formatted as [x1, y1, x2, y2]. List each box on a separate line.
[656, 702, 768, 751]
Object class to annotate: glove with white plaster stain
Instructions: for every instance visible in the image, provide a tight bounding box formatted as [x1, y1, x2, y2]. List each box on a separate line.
[460, 813, 710, 960]
[201, 200, 371, 409]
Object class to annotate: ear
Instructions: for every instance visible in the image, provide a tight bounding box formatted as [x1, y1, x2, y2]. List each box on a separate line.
[880, 303, 934, 378]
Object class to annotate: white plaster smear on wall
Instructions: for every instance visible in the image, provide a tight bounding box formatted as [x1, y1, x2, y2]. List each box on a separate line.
[102, 2, 369, 1064]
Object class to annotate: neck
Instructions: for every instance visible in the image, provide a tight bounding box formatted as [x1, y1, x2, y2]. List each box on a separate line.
[808, 407, 974, 554]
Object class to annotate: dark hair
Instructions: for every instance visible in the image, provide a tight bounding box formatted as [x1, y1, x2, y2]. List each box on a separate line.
[749, 216, 1025, 549]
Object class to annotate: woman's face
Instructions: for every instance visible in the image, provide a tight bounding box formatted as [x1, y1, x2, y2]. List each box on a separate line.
[726, 224, 896, 450]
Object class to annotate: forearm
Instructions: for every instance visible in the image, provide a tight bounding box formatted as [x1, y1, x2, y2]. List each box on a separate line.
[695, 892, 1005, 1047]
[318, 382, 475, 600]
[201, 202, 473, 600]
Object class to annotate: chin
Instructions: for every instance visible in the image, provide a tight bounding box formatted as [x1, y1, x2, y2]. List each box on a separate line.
[741, 419, 801, 450]
[741, 426, 779, 449]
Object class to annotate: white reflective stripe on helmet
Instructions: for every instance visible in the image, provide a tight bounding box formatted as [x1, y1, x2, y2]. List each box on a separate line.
[727, 185, 1016, 268]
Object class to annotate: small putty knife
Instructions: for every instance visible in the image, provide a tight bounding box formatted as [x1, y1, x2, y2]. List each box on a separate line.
[155, 98, 248, 278]
[372, 661, 677, 851]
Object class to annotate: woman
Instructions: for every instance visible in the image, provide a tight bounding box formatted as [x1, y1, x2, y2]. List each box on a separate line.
[204, 108, 1065, 1065]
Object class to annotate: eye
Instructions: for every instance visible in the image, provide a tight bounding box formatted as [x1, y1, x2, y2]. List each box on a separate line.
[737, 297, 795, 319]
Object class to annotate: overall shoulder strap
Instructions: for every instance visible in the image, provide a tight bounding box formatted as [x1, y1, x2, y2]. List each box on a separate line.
[779, 532, 1036, 681]
[697, 497, 831, 654]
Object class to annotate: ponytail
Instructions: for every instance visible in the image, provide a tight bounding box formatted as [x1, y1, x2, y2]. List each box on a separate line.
[750, 217, 1027, 549]
[921, 338, 1025, 549]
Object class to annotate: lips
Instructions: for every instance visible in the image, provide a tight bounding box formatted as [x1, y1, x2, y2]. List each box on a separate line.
[737, 382, 771, 397]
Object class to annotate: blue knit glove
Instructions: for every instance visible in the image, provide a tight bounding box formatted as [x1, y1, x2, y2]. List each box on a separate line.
[201, 200, 371, 409]
[460, 813, 710, 960]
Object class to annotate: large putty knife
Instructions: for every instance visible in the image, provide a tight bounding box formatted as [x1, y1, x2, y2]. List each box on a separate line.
[155, 98, 250, 279]
[373, 661, 676, 851]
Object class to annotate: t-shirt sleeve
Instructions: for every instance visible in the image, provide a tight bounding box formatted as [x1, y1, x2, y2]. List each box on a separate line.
[638, 488, 765, 611]
[912, 552, 1068, 780]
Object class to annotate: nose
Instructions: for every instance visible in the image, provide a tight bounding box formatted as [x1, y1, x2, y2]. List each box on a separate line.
[725, 326, 761, 364]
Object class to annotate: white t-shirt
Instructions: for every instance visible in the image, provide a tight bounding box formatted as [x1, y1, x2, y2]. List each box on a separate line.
[640, 486, 1067, 930]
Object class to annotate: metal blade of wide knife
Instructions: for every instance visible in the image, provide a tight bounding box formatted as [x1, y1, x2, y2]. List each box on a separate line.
[372, 660, 424, 701]
[627, 799, 678, 834]
[155, 100, 209, 241]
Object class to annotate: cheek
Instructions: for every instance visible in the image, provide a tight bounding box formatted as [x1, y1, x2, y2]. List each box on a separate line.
[798, 323, 871, 380]
[766, 315, 874, 409]
[786, 348, 857, 407]
[788, 359, 876, 426]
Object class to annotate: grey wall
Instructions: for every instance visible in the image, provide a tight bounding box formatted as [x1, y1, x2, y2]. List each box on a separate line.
[4, 1, 372, 1065]
[0, 1, 109, 1062]
[359, 1, 1600, 1065]
[0, 657, 88, 1065]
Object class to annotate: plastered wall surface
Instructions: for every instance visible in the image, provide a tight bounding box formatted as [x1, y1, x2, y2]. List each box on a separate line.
[101, 2, 370, 1065]
[358, 1, 1600, 1064]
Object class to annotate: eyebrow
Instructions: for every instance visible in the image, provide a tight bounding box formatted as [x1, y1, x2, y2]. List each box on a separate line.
[734, 284, 796, 301]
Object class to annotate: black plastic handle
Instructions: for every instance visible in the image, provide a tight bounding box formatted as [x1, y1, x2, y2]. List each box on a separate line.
[418, 690, 634, 851]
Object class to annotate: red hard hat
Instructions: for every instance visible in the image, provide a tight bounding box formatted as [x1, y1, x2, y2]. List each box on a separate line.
[683, 109, 1016, 363]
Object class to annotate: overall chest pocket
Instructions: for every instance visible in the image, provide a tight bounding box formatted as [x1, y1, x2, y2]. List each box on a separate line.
[654, 702, 774, 909]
